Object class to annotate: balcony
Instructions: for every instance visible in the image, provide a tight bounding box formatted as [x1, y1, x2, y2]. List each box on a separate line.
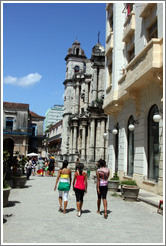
[106, 32, 113, 56]
[3, 127, 31, 135]
[123, 12, 135, 43]
[140, 3, 157, 18]
[103, 38, 163, 116]
[120, 38, 163, 91]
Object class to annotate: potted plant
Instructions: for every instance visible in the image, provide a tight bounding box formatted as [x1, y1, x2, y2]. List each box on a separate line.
[12, 155, 27, 188]
[3, 150, 11, 207]
[120, 180, 140, 201]
[108, 172, 120, 192]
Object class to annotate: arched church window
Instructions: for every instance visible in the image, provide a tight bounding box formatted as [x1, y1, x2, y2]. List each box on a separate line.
[127, 115, 134, 176]
[148, 104, 159, 181]
[76, 48, 79, 56]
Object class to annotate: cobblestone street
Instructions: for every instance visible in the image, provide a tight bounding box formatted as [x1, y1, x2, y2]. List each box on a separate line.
[3, 174, 163, 244]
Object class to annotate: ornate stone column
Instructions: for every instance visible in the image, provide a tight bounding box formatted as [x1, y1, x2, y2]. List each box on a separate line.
[89, 118, 95, 161]
[92, 68, 97, 101]
[100, 119, 105, 159]
[72, 86, 76, 114]
[84, 81, 89, 110]
[81, 120, 87, 161]
[73, 119, 78, 154]
[96, 119, 101, 161]
[98, 68, 105, 99]
[69, 126, 73, 155]
[75, 82, 79, 114]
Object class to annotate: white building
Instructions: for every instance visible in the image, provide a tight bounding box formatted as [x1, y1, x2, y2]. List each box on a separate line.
[61, 39, 107, 168]
[44, 105, 64, 132]
[103, 3, 163, 195]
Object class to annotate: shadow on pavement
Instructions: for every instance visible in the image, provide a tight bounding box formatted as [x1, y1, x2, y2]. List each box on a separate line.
[7, 200, 21, 207]
[65, 208, 76, 213]
[100, 210, 112, 215]
[3, 214, 13, 223]
[81, 209, 91, 214]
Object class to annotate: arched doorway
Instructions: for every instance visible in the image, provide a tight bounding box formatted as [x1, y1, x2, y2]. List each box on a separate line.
[3, 138, 14, 158]
[148, 104, 159, 181]
[127, 116, 134, 176]
[115, 123, 119, 173]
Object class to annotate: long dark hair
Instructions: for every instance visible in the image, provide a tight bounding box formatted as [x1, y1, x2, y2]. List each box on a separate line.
[61, 160, 68, 170]
[99, 159, 106, 167]
[77, 163, 84, 175]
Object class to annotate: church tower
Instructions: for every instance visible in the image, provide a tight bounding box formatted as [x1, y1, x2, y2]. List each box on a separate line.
[61, 39, 107, 168]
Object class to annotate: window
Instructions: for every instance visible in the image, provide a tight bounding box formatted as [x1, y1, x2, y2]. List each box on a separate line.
[147, 19, 158, 41]
[109, 14, 113, 32]
[5, 117, 13, 131]
[148, 105, 159, 181]
[31, 124, 37, 136]
[108, 63, 112, 86]
[127, 116, 134, 176]
[74, 66, 79, 73]
[76, 48, 79, 56]
[128, 45, 135, 63]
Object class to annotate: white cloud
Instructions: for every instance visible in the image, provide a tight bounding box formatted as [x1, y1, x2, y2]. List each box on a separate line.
[4, 73, 42, 87]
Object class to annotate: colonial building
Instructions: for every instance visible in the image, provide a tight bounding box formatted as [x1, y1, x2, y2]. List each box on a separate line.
[3, 102, 45, 157]
[61, 40, 107, 168]
[46, 120, 63, 157]
[103, 3, 163, 195]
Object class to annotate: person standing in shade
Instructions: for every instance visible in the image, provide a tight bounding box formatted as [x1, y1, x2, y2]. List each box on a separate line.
[96, 159, 110, 219]
[54, 160, 71, 214]
[73, 163, 87, 217]
[75, 158, 80, 172]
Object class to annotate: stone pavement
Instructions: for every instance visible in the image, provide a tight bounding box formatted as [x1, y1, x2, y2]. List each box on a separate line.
[3, 174, 164, 244]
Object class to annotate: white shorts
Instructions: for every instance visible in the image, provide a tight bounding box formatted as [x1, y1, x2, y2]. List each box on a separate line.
[59, 190, 69, 201]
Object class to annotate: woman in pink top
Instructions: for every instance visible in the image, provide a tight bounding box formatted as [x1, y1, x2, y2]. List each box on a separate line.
[73, 163, 87, 217]
[97, 159, 110, 219]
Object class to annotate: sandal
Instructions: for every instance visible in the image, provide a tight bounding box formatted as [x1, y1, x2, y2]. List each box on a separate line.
[104, 213, 108, 219]
[58, 207, 63, 212]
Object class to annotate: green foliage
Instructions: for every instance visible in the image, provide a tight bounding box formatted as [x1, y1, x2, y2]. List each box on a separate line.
[120, 180, 137, 186]
[3, 150, 10, 175]
[111, 172, 119, 180]
[3, 177, 10, 189]
[111, 192, 119, 197]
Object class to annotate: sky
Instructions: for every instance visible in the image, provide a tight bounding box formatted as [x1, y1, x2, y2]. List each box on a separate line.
[3, 2, 107, 117]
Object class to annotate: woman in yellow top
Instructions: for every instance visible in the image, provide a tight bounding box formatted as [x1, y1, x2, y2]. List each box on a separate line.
[54, 160, 71, 214]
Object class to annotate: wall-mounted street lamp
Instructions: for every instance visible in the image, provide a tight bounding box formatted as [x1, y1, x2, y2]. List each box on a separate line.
[128, 118, 139, 131]
[103, 126, 119, 139]
[153, 105, 163, 123]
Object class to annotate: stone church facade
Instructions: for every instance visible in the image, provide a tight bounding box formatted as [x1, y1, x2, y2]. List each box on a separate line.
[61, 40, 107, 168]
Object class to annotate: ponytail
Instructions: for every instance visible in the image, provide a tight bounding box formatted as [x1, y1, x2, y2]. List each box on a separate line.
[77, 163, 84, 175]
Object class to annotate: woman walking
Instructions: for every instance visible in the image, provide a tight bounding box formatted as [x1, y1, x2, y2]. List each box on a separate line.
[96, 159, 110, 219]
[73, 163, 87, 217]
[54, 160, 71, 214]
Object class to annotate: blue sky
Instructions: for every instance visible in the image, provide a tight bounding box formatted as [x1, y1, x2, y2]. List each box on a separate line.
[3, 2, 106, 117]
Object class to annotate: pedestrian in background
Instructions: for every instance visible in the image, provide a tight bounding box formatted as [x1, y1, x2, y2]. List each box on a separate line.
[96, 159, 110, 219]
[73, 163, 87, 217]
[75, 158, 80, 172]
[49, 156, 55, 176]
[96, 159, 101, 214]
[54, 160, 71, 214]
[25, 157, 32, 180]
